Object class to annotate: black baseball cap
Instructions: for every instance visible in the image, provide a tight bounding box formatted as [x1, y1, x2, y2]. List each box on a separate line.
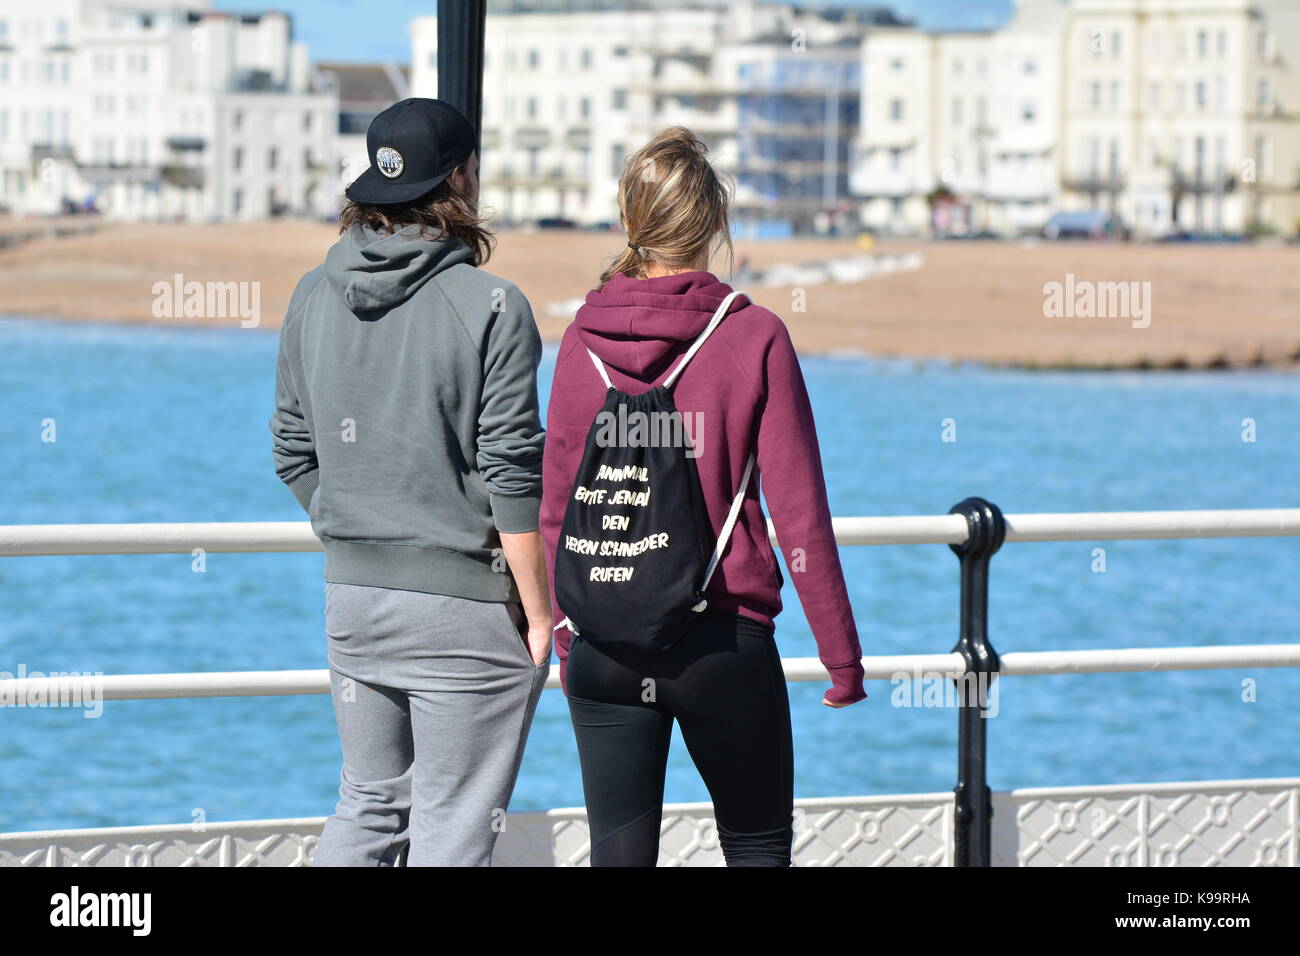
[345, 98, 476, 205]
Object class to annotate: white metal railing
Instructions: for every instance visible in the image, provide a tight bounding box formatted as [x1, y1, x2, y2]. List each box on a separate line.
[3, 508, 1299, 556]
[2, 509, 1298, 702]
[5, 644, 1300, 702]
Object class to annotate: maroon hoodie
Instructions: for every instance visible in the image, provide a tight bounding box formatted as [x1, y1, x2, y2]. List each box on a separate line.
[540, 270, 866, 705]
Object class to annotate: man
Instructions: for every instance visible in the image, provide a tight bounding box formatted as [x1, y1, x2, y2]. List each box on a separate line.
[270, 98, 552, 866]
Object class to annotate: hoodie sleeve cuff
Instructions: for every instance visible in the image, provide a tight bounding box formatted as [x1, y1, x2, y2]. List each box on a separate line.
[287, 470, 319, 513]
[491, 490, 542, 534]
[824, 659, 867, 705]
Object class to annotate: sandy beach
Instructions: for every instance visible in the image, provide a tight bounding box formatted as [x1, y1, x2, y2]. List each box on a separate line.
[1, 219, 1296, 369]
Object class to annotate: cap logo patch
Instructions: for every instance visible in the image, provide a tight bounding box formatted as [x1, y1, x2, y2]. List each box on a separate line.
[376, 146, 404, 179]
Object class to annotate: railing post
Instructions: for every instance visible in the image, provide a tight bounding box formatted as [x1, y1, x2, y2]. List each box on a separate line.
[436, 0, 487, 154]
[947, 496, 1005, 867]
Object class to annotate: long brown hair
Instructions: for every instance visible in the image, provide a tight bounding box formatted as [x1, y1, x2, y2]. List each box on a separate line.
[338, 167, 494, 266]
[601, 126, 733, 286]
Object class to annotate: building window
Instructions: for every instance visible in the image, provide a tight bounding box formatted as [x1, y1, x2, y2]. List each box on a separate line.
[233, 190, 242, 214]
[268, 147, 278, 170]
[579, 96, 590, 120]
[233, 147, 243, 171]
[527, 97, 537, 119]
[303, 111, 312, 131]
[528, 49, 539, 69]
[612, 89, 626, 110]
[1216, 30, 1227, 57]
[1111, 31, 1121, 57]
[1194, 80, 1206, 110]
[889, 98, 903, 122]
[1089, 81, 1101, 109]
[580, 48, 592, 69]
[1257, 78, 1270, 110]
[1022, 101, 1036, 122]
[1196, 30, 1208, 58]
[951, 98, 962, 126]
[611, 143, 624, 177]
[233, 110, 244, 131]
[1023, 59, 1036, 74]
[888, 147, 902, 173]
[1110, 81, 1120, 112]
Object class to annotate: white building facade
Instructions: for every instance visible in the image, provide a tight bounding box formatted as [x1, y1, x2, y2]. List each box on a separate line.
[853, 0, 1069, 236]
[410, 0, 901, 235]
[1062, 0, 1300, 237]
[0, 0, 338, 221]
[853, 0, 1300, 238]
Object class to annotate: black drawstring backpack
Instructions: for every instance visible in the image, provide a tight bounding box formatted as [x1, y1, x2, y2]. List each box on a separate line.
[554, 290, 754, 652]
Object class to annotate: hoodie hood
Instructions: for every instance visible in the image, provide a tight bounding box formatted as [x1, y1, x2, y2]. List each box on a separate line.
[323, 222, 474, 312]
[575, 271, 748, 382]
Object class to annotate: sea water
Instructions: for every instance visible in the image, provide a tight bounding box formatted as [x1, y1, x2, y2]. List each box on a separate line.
[0, 318, 1296, 831]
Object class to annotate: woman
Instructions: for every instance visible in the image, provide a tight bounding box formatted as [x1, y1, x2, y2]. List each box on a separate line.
[540, 127, 866, 867]
[272, 98, 553, 866]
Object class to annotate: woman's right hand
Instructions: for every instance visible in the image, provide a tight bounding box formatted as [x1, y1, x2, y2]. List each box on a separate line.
[822, 665, 867, 708]
[822, 695, 862, 709]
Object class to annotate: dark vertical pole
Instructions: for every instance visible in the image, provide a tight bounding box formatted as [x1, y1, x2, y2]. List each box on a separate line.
[948, 497, 1005, 867]
[437, 0, 487, 154]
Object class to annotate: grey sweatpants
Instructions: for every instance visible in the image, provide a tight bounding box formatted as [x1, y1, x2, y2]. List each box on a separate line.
[313, 583, 549, 867]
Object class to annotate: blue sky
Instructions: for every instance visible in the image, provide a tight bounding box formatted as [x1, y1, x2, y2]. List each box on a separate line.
[215, 1, 1015, 63]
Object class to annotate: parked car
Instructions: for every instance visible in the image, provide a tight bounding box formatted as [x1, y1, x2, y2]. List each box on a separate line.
[535, 217, 579, 230]
[1159, 229, 1247, 243]
[1043, 210, 1128, 240]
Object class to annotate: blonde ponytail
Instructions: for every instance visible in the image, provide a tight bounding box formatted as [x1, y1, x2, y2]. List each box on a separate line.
[600, 126, 733, 286]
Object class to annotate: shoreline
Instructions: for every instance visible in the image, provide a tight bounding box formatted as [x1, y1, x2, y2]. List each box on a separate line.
[4, 310, 1295, 374]
[1, 220, 1297, 372]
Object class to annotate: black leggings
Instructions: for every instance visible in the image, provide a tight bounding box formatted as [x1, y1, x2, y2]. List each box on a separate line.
[566, 608, 794, 867]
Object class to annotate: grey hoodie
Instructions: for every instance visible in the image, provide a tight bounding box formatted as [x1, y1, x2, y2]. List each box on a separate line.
[270, 223, 544, 602]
